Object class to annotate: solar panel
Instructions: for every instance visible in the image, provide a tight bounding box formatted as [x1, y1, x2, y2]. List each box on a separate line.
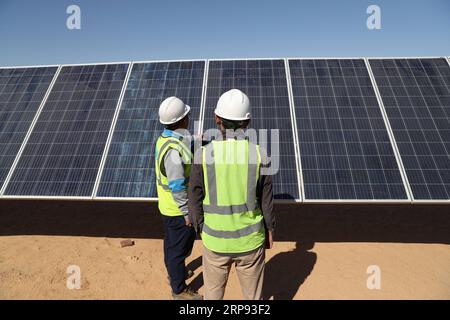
[0, 66, 58, 192]
[4, 64, 129, 197]
[96, 61, 205, 198]
[289, 59, 408, 200]
[203, 59, 300, 200]
[369, 58, 450, 200]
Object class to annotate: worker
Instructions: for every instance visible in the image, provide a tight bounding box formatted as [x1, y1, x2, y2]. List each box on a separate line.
[188, 89, 275, 300]
[155, 96, 202, 300]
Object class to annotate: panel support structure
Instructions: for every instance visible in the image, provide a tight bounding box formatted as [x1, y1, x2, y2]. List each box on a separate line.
[284, 59, 304, 202]
[198, 60, 209, 135]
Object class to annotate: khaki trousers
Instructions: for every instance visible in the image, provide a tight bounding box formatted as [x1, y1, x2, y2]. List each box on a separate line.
[202, 245, 265, 300]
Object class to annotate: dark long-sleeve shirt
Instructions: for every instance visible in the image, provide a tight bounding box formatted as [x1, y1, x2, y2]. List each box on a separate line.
[188, 142, 275, 236]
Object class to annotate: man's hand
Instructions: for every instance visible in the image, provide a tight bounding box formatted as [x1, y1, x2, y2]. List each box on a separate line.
[265, 230, 273, 249]
[195, 133, 210, 146]
[184, 215, 192, 226]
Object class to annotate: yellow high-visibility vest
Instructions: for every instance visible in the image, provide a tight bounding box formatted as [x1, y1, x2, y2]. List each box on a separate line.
[155, 134, 192, 216]
[201, 139, 265, 253]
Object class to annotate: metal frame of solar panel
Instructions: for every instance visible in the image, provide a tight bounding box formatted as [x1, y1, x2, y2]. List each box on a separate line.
[94, 59, 207, 201]
[0, 65, 60, 194]
[202, 58, 302, 201]
[1, 62, 131, 199]
[287, 58, 411, 203]
[368, 57, 450, 203]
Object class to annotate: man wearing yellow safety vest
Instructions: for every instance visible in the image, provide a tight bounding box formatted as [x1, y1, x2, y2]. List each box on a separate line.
[189, 89, 275, 300]
[155, 97, 202, 300]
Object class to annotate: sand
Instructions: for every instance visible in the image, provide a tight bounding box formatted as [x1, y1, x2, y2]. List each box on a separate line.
[1, 236, 449, 299]
[0, 200, 449, 299]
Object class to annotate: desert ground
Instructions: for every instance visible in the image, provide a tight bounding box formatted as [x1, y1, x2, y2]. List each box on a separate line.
[0, 200, 449, 299]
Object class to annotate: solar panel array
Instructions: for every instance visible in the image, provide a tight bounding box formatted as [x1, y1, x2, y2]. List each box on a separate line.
[370, 58, 450, 200]
[4, 64, 129, 196]
[0, 57, 449, 202]
[203, 60, 300, 200]
[289, 59, 407, 200]
[0, 66, 58, 191]
[96, 61, 205, 198]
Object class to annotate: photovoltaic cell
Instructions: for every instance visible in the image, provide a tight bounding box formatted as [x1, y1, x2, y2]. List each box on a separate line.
[4, 64, 129, 196]
[289, 59, 407, 200]
[0, 66, 57, 190]
[203, 60, 299, 200]
[370, 58, 450, 200]
[96, 61, 205, 198]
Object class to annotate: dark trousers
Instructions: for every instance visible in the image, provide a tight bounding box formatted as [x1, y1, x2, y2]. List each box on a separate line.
[162, 215, 196, 294]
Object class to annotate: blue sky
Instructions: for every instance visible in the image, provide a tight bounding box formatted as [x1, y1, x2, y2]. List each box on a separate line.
[0, 0, 449, 66]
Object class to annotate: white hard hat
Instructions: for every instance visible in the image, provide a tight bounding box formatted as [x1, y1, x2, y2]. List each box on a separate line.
[214, 89, 251, 121]
[159, 96, 190, 125]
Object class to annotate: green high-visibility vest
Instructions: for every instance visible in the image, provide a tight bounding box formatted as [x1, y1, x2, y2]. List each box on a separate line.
[155, 134, 192, 216]
[201, 139, 265, 253]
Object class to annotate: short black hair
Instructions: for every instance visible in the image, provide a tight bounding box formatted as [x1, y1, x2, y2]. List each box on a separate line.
[165, 114, 188, 130]
[220, 117, 249, 130]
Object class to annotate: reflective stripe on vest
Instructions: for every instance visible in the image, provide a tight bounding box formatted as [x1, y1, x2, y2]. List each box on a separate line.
[202, 219, 264, 239]
[155, 138, 192, 191]
[202, 141, 260, 214]
[201, 139, 265, 253]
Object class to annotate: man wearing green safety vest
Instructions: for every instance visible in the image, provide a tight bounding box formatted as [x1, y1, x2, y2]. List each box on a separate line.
[155, 96, 202, 300]
[189, 89, 275, 300]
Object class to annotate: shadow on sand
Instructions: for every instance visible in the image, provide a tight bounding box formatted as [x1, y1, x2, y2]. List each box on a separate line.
[263, 242, 316, 300]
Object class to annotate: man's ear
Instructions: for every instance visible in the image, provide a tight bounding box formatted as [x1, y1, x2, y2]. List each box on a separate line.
[215, 115, 222, 126]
